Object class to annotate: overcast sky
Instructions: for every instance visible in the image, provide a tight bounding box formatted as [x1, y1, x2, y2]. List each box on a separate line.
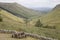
[0, 0, 60, 8]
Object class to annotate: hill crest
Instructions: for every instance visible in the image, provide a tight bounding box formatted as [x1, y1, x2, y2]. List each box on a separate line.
[0, 2, 40, 19]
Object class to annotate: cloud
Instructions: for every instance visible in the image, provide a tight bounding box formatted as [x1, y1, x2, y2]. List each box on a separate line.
[0, 0, 60, 8]
[17, 0, 60, 8]
[0, 0, 15, 2]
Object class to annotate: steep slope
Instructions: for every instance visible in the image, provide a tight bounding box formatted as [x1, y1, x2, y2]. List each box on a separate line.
[40, 4, 60, 28]
[0, 9, 24, 23]
[0, 9, 25, 30]
[0, 2, 40, 19]
[38, 4, 60, 40]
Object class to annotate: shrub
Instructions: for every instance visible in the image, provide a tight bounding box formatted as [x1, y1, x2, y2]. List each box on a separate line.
[35, 19, 43, 27]
[43, 25, 48, 28]
[43, 25, 56, 29]
[0, 14, 2, 22]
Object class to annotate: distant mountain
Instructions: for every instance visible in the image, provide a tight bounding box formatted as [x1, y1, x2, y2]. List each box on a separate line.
[32, 7, 52, 13]
[0, 2, 40, 19]
[52, 4, 60, 10]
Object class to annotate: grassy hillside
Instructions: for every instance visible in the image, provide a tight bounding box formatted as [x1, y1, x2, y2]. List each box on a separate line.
[0, 9, 26, 30]
[0, 10, 37, 40]
[0, 2, 40, 19]
[0, 9, 59, 40]
[0, 10, 24, 23]
[0, 2, 60, 40]
[40, 4, 60, 29]
[39, 4, 60, 40]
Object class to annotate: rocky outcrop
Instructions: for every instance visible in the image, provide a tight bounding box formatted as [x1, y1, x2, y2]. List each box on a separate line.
[12, 32, 26, 39]
[25, 33, 57, 40]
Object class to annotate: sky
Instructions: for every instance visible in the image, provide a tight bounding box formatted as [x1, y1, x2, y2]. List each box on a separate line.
[0, 0, 60, 8]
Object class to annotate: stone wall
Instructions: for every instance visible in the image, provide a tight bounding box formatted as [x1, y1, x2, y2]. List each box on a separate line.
[0, 29, 58, 40]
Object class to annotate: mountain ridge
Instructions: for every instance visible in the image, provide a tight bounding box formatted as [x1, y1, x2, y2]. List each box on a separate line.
[0, 2, 40, 19]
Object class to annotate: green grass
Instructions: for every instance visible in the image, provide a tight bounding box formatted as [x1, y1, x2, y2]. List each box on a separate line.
[0, 5, 60, 40]
[0, 2, 40, 19]
[40, 5, 60, 29]
[39, 5, 60, 40]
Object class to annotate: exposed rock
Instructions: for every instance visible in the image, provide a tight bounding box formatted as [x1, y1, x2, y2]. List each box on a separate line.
[12, 32, 26, 39]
